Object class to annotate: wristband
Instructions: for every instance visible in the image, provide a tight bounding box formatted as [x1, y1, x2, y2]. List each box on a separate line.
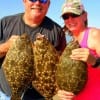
[92, 58, 100, 68]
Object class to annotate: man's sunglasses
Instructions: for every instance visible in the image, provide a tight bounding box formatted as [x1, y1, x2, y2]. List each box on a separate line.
[62, 13, 80, 20]
[29, 0, 48, 4]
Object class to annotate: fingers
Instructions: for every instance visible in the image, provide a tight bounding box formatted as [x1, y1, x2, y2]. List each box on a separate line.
[36, 33, 48, 40]
[57, 90, 75, 100]
[36, 33, 44, 39]
[70, 48, 89, 62]
[9, 35, 19, 42]
[5, 35, 19, 51]
[71, 48, 89, 56]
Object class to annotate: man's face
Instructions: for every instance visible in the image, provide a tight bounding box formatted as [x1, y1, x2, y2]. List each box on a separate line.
[23, 0, 50, 19]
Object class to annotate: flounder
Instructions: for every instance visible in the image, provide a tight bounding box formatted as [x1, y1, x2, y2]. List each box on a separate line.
[56, 40, 87, 95]
[32, 34, 59, 99]
[2, 34, 34, 100]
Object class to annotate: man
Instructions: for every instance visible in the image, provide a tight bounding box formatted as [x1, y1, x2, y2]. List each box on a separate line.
[0, 0, 66, 100]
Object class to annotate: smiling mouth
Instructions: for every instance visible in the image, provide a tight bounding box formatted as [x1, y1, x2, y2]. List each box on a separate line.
[31, 7, 42, 11]
[68, 23, 77, 27]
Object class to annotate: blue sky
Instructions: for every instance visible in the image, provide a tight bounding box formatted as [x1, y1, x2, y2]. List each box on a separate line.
[0, 0, 100, 28]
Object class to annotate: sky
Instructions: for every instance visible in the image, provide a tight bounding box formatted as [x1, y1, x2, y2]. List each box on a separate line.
[0, 0, 100, 28]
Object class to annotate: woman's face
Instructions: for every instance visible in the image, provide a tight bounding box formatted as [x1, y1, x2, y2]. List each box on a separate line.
[23, 0, 50, 19]
[63, 12, 87, 35]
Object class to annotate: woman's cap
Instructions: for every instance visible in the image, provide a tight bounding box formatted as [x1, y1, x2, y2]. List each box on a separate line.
[62, 0, 85, 16]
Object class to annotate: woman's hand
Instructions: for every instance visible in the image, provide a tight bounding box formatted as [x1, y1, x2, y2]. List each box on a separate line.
[57, 90, 75, 100]
[70, 48, 96, 65]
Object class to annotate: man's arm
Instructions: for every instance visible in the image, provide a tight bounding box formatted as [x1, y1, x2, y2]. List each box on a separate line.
[0, 42, 9, 58]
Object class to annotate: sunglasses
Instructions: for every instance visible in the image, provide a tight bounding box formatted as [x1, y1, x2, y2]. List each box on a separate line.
[29, 0, 48, 4]
[62, 13, 80, 20]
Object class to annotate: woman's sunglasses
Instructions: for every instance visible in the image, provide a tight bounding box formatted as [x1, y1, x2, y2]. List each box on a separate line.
[62, 13, 80, 20]
[29, 0, 48, 4]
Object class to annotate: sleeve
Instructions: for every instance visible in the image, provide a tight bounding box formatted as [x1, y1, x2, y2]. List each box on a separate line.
[0, 19, 3, 42]
[0, 18, 6, 43]
[0, 18, 6, 65]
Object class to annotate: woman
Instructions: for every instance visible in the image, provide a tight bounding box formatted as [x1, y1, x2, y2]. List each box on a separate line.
[57, 0, 100, 100]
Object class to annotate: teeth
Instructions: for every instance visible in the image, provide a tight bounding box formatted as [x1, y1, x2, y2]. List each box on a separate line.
[69, 23, 76, 27]
[31, 8, 42, 11]
[31, 6, 42, 10]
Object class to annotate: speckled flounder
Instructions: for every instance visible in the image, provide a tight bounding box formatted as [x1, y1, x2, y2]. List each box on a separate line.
[32, 34, 59, 99]
[56, 40, 87, 95]
[2, 34, 34, 100]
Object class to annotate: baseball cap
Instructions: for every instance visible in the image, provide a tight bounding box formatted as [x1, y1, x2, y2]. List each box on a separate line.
[62, 0, 85, 16]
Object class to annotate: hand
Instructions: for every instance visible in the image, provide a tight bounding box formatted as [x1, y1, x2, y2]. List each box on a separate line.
[70, 48, 96, 65]
[0, 35, 18, 57]
[36, 33, 45, 39]
[57, 90, 75, 100]
[6, 35, 19, 48]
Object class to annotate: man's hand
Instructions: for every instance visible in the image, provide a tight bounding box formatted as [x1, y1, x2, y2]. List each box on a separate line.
[0, 35, 18, 58]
